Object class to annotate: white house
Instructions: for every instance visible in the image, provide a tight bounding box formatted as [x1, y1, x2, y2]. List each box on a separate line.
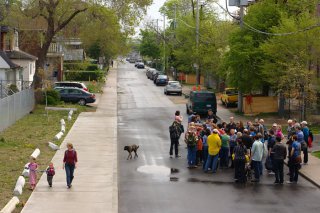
[0, 26, 37, 83]
[6, 29, 37, 82]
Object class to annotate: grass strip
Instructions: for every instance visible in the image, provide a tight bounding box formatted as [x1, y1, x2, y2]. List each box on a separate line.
[0, 104, 88, 212]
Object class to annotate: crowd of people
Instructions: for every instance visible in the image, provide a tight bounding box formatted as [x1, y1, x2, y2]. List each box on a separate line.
[169, 110, 313, 184]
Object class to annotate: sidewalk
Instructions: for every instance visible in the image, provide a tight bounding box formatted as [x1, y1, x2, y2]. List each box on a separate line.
[21, 67, 118, 213]
[298, 154, 320, 188]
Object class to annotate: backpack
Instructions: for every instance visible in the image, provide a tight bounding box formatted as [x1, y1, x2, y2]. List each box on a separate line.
[185, 132, 197, 147]
[169, 122, 181, 139]
[308, 130, 313, 148]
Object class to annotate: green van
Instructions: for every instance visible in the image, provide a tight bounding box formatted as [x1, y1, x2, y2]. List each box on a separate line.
[186, 91, 217, 115]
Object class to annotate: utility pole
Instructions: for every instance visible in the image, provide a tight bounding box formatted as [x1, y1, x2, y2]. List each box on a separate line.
[237, 5, 244, 113]
[195, 0, 200, 86]
[163, 15, 166, 73]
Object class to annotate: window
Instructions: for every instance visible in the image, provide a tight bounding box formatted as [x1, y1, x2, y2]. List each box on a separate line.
[68, 89, 82, 94]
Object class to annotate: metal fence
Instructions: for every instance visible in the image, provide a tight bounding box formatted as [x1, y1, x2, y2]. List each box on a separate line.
[0, 88, 34, 132]
[0, 80, 33, 99]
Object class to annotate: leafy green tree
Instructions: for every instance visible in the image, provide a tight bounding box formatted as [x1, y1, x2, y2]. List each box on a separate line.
[139, 29, 160, 59]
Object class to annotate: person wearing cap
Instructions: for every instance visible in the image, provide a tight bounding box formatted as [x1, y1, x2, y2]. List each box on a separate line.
[204, 129, 221, 173]
[301, 121, 309, 164]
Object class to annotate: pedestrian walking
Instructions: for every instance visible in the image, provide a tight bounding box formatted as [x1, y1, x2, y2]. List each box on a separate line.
[272, 137, 287, 184]
[288, 135, 302, 184]
[204, 129, 221, 173]
[251, 134, 264, 183]
[169, 120, 183, 158]
[46, 162, 55, 187]
[233, 139, 248, 183]
[28, 157, 38, 190]
[63, 143, 78, 188]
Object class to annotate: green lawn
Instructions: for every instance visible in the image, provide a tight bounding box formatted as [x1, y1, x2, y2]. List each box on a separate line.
[0, 104, 90, 212]
[312, 151, 320, 159]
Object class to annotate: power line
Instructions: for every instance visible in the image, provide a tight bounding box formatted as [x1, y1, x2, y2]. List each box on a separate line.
[217, 0, 320, 36]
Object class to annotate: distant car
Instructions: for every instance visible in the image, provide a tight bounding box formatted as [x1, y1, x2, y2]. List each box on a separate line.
[155, 75, 169, 86]
[164, 81, 182, 95]
[54, 87, 96, 106]
[137, 62, 145, 69]
[129, 58, 135, 63]
[146, 68, 156, 79]
[54, 81, 88, 92]
[186, 91, 217, 115]
[220, 88, 238, 107]
[152, 71, 164, 81]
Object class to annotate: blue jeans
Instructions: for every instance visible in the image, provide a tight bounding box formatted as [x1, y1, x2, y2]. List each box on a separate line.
[65, 163, 75, 186]
[220, 147, 229, 168]
[187, 146, 197, 166]
[252, 160, 261, 181]
[204, 154, 219, 173]
[202, 146, 208, 169]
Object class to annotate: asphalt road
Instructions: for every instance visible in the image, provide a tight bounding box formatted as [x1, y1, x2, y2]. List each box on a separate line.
[117, 62, 320, 213]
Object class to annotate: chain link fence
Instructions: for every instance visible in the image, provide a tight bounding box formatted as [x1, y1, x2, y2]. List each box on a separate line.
[0, 88, 34, 132]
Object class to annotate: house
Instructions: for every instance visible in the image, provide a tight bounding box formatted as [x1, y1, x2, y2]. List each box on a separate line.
[0, 26, 23, 94]
[0, 26, 37, 84]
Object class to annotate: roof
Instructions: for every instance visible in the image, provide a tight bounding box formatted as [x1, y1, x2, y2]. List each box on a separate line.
[0, 51, 20, 69]
[5, 50, 38, 61]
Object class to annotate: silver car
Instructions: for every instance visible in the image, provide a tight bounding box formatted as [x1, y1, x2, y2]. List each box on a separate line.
[164, 81, 182, 96]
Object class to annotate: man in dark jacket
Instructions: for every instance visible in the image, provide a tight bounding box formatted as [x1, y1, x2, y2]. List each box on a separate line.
[169, 121, 183, 158]
[272, 137, 287, 184]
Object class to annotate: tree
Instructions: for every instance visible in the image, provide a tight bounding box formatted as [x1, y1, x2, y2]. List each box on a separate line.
[8, 0, 152, 89]
[222, 0, 282, 94]
[139, 29, 160, 59]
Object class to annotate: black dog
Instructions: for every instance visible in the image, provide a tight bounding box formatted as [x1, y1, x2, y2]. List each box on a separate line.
[124, 144, 139, 160]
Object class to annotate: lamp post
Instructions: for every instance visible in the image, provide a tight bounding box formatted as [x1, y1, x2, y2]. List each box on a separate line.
[195, 0, 200, 86]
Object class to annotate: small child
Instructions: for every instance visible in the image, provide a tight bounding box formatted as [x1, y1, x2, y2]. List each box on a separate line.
[46, 162, 55, 187]
[28, 157, 38, 190]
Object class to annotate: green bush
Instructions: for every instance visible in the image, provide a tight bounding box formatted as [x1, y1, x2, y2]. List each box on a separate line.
[87, 64, 98, 71]
[65, 70, 105, 81]
[42, 89, 60, 105]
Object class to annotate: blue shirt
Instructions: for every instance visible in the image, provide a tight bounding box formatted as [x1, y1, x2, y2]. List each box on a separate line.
[202, 135, 208, 147]
[296, 130, 304, 144]
[302, 127, 309, 143]
[229, 134, 237, 147]
[292, 141, 301, 158]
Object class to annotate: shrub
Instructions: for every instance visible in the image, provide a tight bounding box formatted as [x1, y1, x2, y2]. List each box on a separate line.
[87, 64, 98, 71]
[65, 70, 105, 81]
[42, 89, 60, 105]
[8, 84, 19, 95]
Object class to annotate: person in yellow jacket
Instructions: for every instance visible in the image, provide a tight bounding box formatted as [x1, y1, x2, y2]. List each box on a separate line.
[204, 129, 222, 173]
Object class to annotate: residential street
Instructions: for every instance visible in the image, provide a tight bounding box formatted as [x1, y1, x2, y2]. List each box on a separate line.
[118, 62, 320, 213]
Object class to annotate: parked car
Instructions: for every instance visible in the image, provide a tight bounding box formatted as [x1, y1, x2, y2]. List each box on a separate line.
[152, 71, 165, 81]
[186, 91, 217, 115]
[137, 62, 145, 69]
[155, 75, 169, 86]
[164, 81, 182, 95]
[220, 88, 238, 107]
[129, 58, 135, 63]
[146, 68, 156, 79]
[54, 87, 96, 106]
[54, 81, 88, 91]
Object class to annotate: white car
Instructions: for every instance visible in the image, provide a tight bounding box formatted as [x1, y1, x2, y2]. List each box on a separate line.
[164, 81, 182, 96]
